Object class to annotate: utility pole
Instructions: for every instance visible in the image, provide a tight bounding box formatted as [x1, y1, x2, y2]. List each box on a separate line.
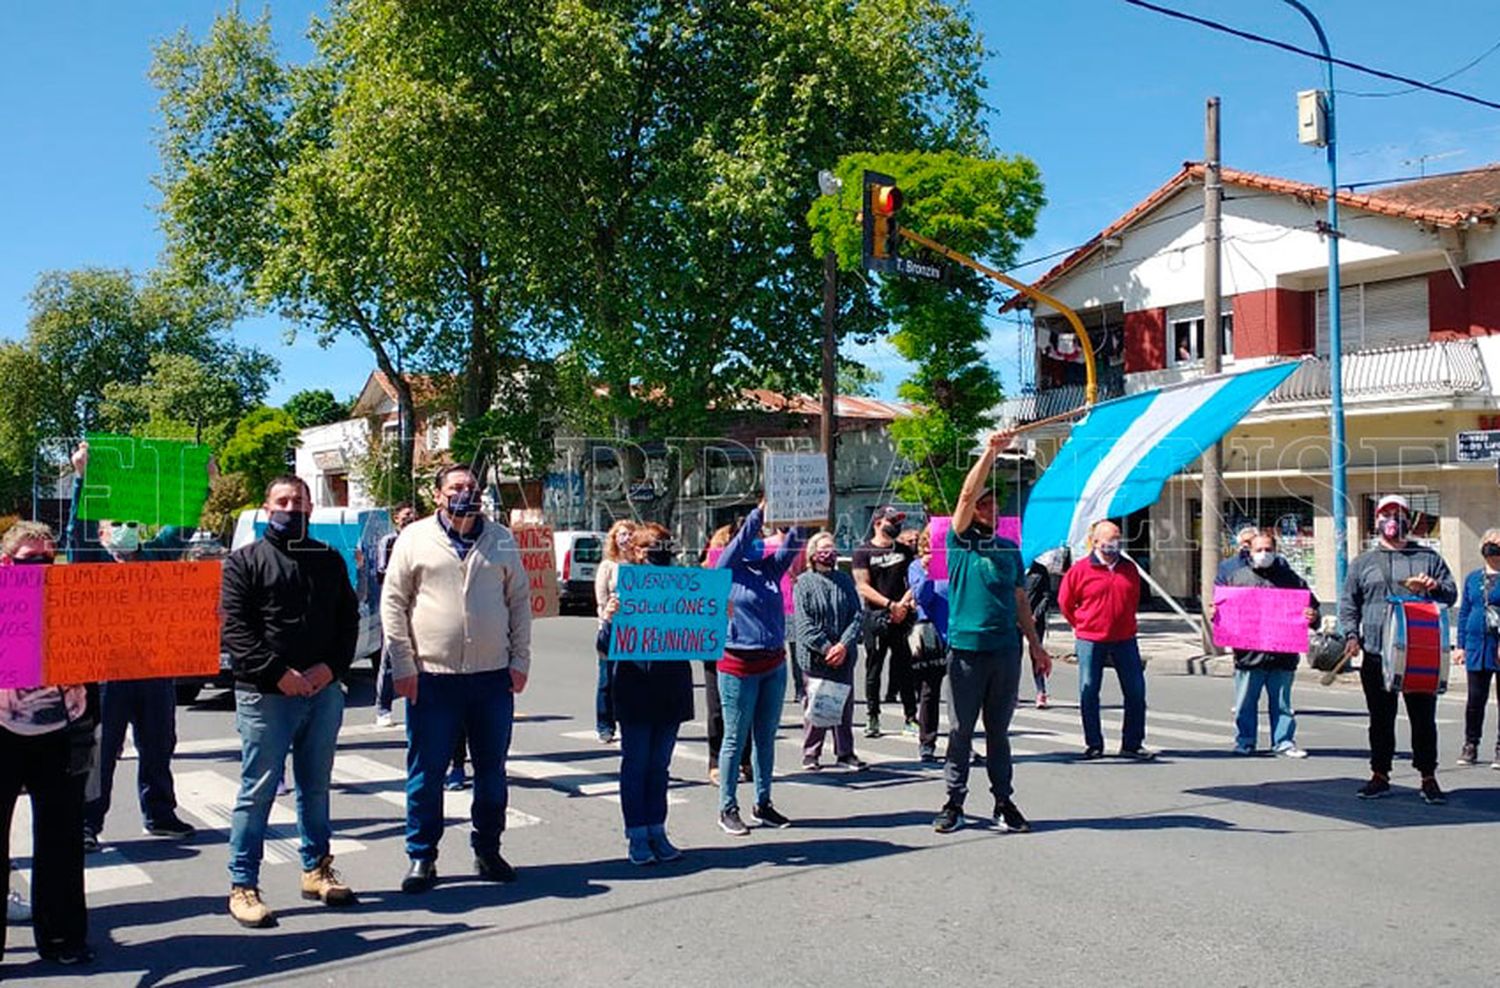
[821, 250, 838, 529]
[1200, 96, 1224, 653]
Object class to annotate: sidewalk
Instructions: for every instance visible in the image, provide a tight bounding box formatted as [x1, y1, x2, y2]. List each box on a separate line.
[1043, 612, 1467, 694]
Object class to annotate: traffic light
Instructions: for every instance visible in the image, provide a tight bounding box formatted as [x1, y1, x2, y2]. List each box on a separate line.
[862, 170, 903, 272]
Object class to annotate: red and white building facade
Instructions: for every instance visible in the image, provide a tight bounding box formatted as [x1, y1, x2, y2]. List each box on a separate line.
[999, 163, 1500, 601]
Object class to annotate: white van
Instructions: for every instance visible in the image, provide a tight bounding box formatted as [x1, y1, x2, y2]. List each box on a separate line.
[553, 529, 604, 613]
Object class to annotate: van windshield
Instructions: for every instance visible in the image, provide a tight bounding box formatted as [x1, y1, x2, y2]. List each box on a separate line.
[573, 538, 602, 564]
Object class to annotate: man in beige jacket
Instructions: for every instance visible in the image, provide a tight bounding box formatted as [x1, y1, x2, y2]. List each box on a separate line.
[381, 465, 532, 893]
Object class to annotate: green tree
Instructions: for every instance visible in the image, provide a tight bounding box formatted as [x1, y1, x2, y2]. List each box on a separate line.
[219, 406, 301, 497]
[808, 150, 1044, 512]
[0, 268, 276, 512]
[282, 389, 348, 428]
[101, 350, 275, 446]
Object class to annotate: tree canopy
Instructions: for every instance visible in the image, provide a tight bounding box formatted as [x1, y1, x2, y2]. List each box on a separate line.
[283, 389, 349, 429]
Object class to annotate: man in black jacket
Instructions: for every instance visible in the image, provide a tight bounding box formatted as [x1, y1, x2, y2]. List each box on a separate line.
[1219, 531, 1319, 758]
[220, 475, 360, 928]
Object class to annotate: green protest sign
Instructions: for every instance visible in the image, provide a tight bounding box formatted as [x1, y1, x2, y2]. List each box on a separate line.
[76, 433, 213, 528]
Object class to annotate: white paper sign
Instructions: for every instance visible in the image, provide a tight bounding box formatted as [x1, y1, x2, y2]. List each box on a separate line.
[765, 452, 830, 525]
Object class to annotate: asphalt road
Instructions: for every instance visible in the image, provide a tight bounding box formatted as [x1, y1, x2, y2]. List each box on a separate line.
[10, 615, 1500, 986]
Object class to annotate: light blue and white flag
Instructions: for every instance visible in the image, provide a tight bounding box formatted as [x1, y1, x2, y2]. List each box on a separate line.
[1020, 362, 1300, 565]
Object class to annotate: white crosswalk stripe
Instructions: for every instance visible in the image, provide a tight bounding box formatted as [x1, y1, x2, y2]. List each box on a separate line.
[330, 752, 543, 828]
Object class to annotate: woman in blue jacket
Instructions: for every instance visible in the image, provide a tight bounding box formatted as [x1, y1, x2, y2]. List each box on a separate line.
[908, 524, 951, 763]
[1454, 529, 1500, 768]
[712, 501, 809, 837]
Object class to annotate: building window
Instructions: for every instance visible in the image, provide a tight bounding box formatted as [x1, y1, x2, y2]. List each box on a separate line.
[1168, 314, 1233, 367]
[1315, 277, 1429, 354]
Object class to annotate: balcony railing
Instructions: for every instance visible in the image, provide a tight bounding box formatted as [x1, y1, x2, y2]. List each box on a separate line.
[994, 339, 1491, 429]
[1264, 339, 1488, 405]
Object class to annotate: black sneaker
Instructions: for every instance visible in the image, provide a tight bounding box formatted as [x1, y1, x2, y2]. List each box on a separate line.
[38, 944, 94, 966]
[834, 755, 867, 772]
[1356, 775, 1391, 799]
[994, 799, 1032, 834]
[474, 851, 517, 883]
[864, 713, 882, 739]
[1457, 741, 1478, 766]
[918, 745, 939, 763]
[751, 803, 791, 828]
[718, 809, 750, 837]
[82, 830, 100, 854]
[145, 817, 196, 840]
[933, 803, 964, 833]
[1118, 747, 1158, 762]
[1079, 747, 1104, 761]
[1419, 777, 1446, 805]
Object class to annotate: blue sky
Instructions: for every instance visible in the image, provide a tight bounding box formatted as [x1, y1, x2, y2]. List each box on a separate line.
[3, 1, 1499, 405]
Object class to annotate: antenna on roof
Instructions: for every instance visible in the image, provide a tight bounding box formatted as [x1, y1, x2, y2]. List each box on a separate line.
[1402, 150, 1465, 177]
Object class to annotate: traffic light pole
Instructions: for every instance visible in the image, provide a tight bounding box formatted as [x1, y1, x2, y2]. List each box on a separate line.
[821, 251, 838, 527]
[896, 227, 1099, 406]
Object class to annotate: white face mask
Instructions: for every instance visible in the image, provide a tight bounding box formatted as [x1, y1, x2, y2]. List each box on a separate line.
[1250, 550, 1275, 569]
[107, 525, 140, 554]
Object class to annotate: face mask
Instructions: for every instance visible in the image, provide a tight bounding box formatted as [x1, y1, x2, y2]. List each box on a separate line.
[268, 510, 309, 540]
[1097, 540, 1121, 559]
[1377, 514, 1408, 540]
[1482, 544, 1500, 560]
[645, 546, 673, 566]
[447, 489, 480, 517]
[1250, 550, 1276, 570]
[11, 554, 53, 565]
[812, 547, 837, 568]
[107, 525, 140, 554]
[881, 522, 902, 539]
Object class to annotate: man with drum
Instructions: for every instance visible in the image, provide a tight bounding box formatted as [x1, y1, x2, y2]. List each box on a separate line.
[1339, 495, 1456, 804]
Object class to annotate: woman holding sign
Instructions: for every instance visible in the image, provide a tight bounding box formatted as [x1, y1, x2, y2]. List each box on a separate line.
[602, 524, 694, 865]
[713, 501, 809, 837]
[793, 532, 865, 771]
[0, 523, 93, 967]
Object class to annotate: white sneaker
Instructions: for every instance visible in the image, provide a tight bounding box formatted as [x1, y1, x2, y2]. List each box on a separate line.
[7, 888, 31, 923]
[1275, 744, 1309, 760]
[374, 711, 395, 728]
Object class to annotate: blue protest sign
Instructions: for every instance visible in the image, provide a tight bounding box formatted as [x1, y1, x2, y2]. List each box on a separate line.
[607, 565, 731, 662]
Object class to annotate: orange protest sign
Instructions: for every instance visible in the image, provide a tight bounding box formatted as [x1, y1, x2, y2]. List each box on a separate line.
[513, 524, 561, 619]
[42, 561, 222, 685]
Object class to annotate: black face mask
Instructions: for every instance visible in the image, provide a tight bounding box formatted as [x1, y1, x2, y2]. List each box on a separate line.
[646, 546, 674, 567]
[11, 555, 53, 565]
[268, 510, 309, 540]
[881, 522, 902, 539]
[447, 489, 480, 517]
[1483, 544, 1500, 559]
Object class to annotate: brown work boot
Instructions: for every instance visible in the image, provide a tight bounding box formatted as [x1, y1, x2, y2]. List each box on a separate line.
[228, 886, 275, 928]
[301, 855, 356, 906]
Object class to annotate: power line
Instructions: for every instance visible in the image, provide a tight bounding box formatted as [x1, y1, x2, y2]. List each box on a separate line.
[1121, 0, 1500, 112]
[1342, 37, 1500, 98]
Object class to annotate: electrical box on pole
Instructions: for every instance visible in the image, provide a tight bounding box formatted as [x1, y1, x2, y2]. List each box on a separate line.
[1298, 89, 1328, 147]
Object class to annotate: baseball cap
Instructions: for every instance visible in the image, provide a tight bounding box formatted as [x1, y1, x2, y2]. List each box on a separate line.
[873, 506, 907, 524]
[1375, 494, 1410, 515]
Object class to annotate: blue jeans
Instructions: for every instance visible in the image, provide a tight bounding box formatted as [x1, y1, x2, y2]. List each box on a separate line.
[1076, 638, 1147, 751]
[228, 684, 346, 887]
[618, 721, 679, 830]
[86, 679, 180, 834]
[718, 663, 787, 812]
[1233, 668, 1297, 750]
[405, 670, 514, 861]
[596, 658, 616, 735]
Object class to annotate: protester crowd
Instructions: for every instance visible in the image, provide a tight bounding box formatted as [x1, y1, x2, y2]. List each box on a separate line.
[3, 435, 1497, 971]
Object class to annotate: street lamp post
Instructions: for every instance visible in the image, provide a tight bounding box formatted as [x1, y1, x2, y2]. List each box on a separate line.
[1284, 0, 1349, 594]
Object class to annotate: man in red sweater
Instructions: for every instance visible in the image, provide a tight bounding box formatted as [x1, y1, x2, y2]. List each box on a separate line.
[1057, 521, 1154, 761]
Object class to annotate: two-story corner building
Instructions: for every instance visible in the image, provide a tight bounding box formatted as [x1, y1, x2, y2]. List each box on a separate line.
[295, 372, 455, 508]
[997, 162, 1500, 604]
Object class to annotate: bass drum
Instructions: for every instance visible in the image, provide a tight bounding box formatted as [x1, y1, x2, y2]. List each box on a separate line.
[1381, 597, 1450, 695]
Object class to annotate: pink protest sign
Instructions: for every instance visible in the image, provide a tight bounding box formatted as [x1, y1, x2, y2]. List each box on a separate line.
[0, 566, 46, 688]
[996, 516, 1021, 544]
[1211, 585, 1312, 653]
[929, 517, 952, 579]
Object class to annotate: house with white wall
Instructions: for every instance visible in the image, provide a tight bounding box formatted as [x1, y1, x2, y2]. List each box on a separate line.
[998, 162, 1500, 602]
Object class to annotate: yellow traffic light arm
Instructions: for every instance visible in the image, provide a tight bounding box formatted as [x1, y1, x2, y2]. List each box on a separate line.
[897, 227, 1098, 406]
